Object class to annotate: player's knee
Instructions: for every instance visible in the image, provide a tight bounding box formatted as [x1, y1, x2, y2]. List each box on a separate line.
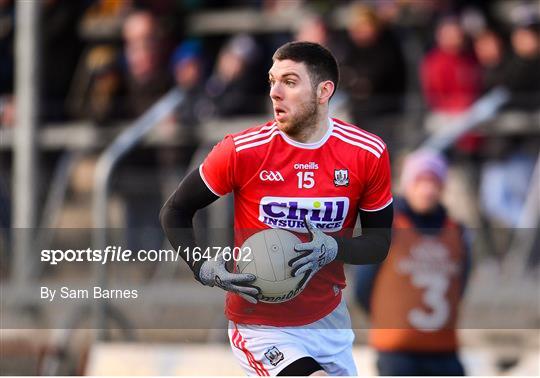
[309, 370, 328, 376]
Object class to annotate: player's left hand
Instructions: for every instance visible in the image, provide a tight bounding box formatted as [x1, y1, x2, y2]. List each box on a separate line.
[198, 252, 261, 304]
[289, 217, 338, 289]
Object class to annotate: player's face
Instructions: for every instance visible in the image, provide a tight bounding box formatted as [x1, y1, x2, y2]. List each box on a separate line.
[405, 173, 443, 214]
[268, 59, 318, 135]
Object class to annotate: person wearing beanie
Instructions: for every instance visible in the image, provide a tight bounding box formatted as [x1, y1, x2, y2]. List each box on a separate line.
[170, 39, 208, 127]
[204, 33, 267, 117]
[355, 149, 471, 376]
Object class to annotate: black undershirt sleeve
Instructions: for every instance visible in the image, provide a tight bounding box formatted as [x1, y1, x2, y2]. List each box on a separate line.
[159, 168, 219, 278]
[335, 203, 394, 265]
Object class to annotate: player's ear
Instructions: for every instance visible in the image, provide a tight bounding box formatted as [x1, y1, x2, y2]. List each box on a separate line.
[317, 81, 334, 104]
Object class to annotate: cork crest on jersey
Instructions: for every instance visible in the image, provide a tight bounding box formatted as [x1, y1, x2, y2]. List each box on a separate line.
[334, 169, 349, 186]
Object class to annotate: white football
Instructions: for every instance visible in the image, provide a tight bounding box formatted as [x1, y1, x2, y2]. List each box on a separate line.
[237, 228, 304, 303]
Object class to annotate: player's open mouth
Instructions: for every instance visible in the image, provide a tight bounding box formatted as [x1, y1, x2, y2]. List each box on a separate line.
[274, 107, 286, 120]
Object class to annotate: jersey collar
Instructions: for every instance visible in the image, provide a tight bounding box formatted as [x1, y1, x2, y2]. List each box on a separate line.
[278, 117, 334, 149]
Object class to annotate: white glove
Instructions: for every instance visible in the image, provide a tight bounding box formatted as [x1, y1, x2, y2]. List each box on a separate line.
[289, 217, 338, 289]
[198, 252, 260, 304]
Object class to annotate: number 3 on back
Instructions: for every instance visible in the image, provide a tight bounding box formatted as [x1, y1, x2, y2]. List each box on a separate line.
[408, 273, 450, 331]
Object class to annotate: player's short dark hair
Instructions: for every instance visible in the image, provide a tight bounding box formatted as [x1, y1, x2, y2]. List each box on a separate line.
[272, 41, 339, 97]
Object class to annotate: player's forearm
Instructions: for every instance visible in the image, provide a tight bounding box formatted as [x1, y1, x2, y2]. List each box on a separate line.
[335, 203, 393, 265]
[159, 198, 200, 272]
[159, 168, 220, 277]
[335, 229, 391, 265]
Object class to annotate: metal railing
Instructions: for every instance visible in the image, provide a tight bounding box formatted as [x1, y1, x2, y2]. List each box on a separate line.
[421, 87, 510, 151]
[91, 87, 184, 339]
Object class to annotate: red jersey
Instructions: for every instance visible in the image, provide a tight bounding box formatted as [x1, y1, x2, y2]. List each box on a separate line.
[200, 117, 392, 326]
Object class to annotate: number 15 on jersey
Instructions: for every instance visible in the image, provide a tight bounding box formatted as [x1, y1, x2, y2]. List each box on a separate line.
[297, 172, 315, 189]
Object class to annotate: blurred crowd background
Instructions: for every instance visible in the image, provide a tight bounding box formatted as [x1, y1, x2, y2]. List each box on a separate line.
[0, 0, 539, 238]
[0, 0, 539, 375]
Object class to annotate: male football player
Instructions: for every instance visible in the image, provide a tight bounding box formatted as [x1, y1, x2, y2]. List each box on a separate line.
[355, 150, 470, 375]
[160, 41, 393, 376]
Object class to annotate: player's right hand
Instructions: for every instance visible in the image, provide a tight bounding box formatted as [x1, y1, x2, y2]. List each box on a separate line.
[289, 216, 338, 291]
[197, 252, 261, 304]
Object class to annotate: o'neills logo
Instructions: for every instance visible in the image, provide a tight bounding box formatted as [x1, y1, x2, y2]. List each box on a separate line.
[258, 196, 349, 233]
[294, 162, 319, 170]
[259, 287, 303, 303]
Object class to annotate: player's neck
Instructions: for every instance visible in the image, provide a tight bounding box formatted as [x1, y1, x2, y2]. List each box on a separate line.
[288, 110, 329, 144]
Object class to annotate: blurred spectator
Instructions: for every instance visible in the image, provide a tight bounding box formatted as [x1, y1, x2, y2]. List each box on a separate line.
[131, 0, 186, 41]
[41, 0, 87, 121]
[156, 39, 208, 193]
[114, 10, 174, 253]
[2, 0, 86, 125]
[205, 34, 267, 117]
[421, 17, 481, 113]
[171, 39, 208, 127]
[460, 6, 487, 37]
[478, 136, 537, 260]
[421, 17, 484, 154]
[355, 150, 471, 376]
[71, 9, 174, 124]
[473, 30, 507, 92]
[294, 14, 329, 46]
[68, 45, 123, 124]
[503, 23, 540, 110]
[480, 141, 536, 229]
[122, 9, 173, 117]
[293, 13, 347, 65]
[340, 3, 406, 153]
